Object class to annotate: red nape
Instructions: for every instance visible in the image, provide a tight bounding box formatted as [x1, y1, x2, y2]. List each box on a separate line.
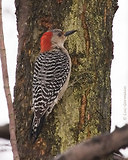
[40, 31, 53, 53]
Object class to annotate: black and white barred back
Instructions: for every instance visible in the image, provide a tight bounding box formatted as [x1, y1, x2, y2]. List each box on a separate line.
[30, 48, 71, 141]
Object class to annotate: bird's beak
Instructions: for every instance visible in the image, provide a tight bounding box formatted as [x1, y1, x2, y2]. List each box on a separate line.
[64, 30, 77, 36]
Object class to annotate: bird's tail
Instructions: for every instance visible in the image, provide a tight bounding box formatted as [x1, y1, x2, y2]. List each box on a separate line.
[30, 113, 45, 143]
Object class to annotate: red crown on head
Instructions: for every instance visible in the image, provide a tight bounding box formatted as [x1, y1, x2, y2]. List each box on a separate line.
[40, 31, 53, 53]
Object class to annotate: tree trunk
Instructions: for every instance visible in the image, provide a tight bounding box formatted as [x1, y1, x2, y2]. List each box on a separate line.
[14, 0, 118, 159]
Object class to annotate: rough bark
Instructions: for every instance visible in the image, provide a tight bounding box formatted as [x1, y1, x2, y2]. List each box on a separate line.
[14, 0, 118, 159]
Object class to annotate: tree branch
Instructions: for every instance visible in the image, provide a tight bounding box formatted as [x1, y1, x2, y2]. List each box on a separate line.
[0, 1, 19, 159]
[54, 125, 128, 160]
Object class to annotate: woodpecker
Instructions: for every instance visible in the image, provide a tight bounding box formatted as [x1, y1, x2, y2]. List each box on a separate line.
[30, 29, 77, 142]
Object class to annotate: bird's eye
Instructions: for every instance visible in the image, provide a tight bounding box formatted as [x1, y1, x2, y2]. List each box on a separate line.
[58, 32, 62, 37]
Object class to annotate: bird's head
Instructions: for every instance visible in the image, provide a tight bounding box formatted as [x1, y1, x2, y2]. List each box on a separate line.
[40, 29, 77, 53]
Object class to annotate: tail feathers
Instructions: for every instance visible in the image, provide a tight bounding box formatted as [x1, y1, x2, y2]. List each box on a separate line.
[30, 114, 45, 143]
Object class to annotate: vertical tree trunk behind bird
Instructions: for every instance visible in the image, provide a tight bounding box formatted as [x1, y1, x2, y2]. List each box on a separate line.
[14, 0, 118, 159]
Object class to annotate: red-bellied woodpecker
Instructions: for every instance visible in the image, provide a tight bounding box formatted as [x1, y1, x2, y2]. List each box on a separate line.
[30, 29, 77, 142]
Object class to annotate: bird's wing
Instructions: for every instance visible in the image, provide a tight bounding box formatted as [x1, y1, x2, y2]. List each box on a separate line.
[32, 50, 70, 115]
